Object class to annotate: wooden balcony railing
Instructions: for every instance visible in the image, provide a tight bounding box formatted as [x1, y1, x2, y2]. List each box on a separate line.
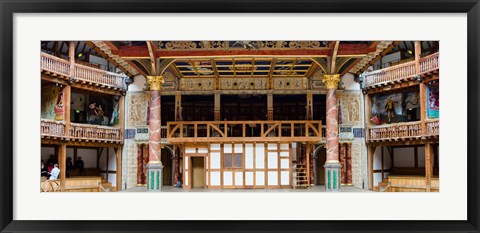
[420, 52, 439, 74]
[41, 119, 67, 139]
[40, 53, 70, 77]
[41, 52, 127, 90]
[74, 63, 126, 90]
[167, 120, 322, 143]
[161, 126, 168, 139]
[69, 123, 122, 143]
[367, 121, 423, 142]
[364, 52, 439, 88]
[426, 119, 439, 137]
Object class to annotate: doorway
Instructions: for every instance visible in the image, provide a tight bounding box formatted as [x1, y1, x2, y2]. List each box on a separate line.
[191, 157, 205, 188]
[161, 148, 173, 186]
[315, 146, 327, 185]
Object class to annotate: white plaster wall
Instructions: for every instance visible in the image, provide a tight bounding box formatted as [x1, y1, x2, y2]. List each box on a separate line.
[128, 75, 146, 92]
[341, 73, 360, 90]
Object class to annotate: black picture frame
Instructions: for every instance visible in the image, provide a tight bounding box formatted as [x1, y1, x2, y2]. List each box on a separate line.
[1, 1, 479, 232]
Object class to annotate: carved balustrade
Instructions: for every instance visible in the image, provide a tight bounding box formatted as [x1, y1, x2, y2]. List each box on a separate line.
[364, 52, 439, 88]
[426, 119, 439, 137]
[41, 52, 127, 90]
[69, 123, 122, 142]
[40, 53, 70, 77]
[367, 121, 424, 141]
[167, 120, 322, 143]
[74, 63, 126, 90]
[40, 119, 67, 139]
[420, 52, 439, 74]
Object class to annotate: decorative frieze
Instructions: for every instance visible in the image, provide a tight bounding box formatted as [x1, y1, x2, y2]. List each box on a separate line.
[273, 77, 308, 90]
[220, 78, 267, 90]
[180, 78, 216, 91]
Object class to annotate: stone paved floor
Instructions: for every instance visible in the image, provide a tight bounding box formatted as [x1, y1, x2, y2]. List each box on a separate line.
[121, 185, 372, 192]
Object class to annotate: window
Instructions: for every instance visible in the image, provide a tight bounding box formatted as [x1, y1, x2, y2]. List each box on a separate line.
[224, 153, 243, 168]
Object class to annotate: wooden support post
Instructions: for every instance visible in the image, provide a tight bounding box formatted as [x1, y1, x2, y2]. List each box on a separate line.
[119, 95, 125, 139]
[214, 93, 221, 121]
[414, 146, 418, 168]
[368, 145, 375, 190]
[58, 144, 67, 191]
[381, 146, 384, 180]
[73, 147, 78, 163]
[416, 41, 427, 135]
[63, 85, 71, 136]
[116, 147, 122, 191]
[106, 148, 109, 182]
[425, 142, 432, 192]
[365, 93, 371, 127]
[175, 93, 182, 121]
[306, 93, 313, 120]
[306, 144, 311, 186]
[267, 93, 273, 120]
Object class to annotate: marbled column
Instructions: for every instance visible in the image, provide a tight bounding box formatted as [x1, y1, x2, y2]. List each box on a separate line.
[146, 76, 165, 191]
[137, 145, 143, 185]
[323, 74, 341, 191]
[339, 143, 346, 184]
[173, 146, 180, 186]
[346, 143, 353, 184]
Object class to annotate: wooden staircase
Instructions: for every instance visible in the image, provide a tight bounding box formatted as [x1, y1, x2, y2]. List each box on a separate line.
[374, 178, 391, 192]
[294, 163, 309, 189]
[100, 179, 116, 192]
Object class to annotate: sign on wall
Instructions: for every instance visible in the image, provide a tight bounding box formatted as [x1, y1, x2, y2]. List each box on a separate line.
[135, 127, 149, 141]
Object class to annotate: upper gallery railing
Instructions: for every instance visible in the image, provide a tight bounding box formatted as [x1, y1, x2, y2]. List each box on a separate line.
[167, 120, 322, 143]
[40, 119, 67, 139]
[40, 119, 122, 143]
[40, 53, 71, 77]
[41, 52, 127, 90]
[363, 52, 439, 88]
[367, 120, 439, 142]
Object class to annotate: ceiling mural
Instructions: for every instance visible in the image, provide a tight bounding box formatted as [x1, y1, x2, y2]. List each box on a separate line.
[155, 41, 332, 51]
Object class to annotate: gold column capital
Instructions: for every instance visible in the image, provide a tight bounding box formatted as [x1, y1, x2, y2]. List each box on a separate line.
[322, 74, 341, 89]
[146, 75, 164, 91]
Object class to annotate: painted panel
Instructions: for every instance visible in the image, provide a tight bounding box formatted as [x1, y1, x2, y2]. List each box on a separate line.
[268, 143, 277, 150]
[280, 143, 289, 150]
[185, 148, 196, 153]
[234, 143, 243, 153]
[281, 171, 290, 185]
[211, 144, 221, 150]
[280, 159, 289, 169]
[245, 172, 254, 185]
[255, 144, 265, 169]
[223, 171, 233, 186]
[224, 144, 232, 153]
[268, 171, 278, 186]
[210, 171, 220, 186]
[235, 172, 243, 186]
[210, 152, 221, 169]
[255, 171, 265, 185]
[268, 152, 278, 169]
[198, 148, 208, 153]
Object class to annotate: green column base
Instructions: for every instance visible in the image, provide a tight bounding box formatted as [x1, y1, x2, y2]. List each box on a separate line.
[146, 162, 164, 191]
[324, 161, 341, 192]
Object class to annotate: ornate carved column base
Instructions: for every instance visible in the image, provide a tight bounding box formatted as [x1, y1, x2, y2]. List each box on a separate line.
[324, 161, 341, 192]
[146, 162, 164, 191]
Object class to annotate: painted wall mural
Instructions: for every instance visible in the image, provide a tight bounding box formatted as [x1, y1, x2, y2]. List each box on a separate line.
[41, 86, 62, 120]
[370, 91, 420, 125]
[427, 85, 439, 118]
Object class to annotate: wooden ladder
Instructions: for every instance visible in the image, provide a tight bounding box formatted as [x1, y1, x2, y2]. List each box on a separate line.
[294, 163, 309, 189]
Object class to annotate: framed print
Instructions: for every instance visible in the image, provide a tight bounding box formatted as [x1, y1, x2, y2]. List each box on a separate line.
[1, 0, 479, 233]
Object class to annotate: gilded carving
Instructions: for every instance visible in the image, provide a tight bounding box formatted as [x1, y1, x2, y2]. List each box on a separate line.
[322, 74, 340, 89]
[220, 78, 267, 90]
[180, 78, 215, 91]
[273, 78, 308, 90]
[146, 76, 164, 91]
